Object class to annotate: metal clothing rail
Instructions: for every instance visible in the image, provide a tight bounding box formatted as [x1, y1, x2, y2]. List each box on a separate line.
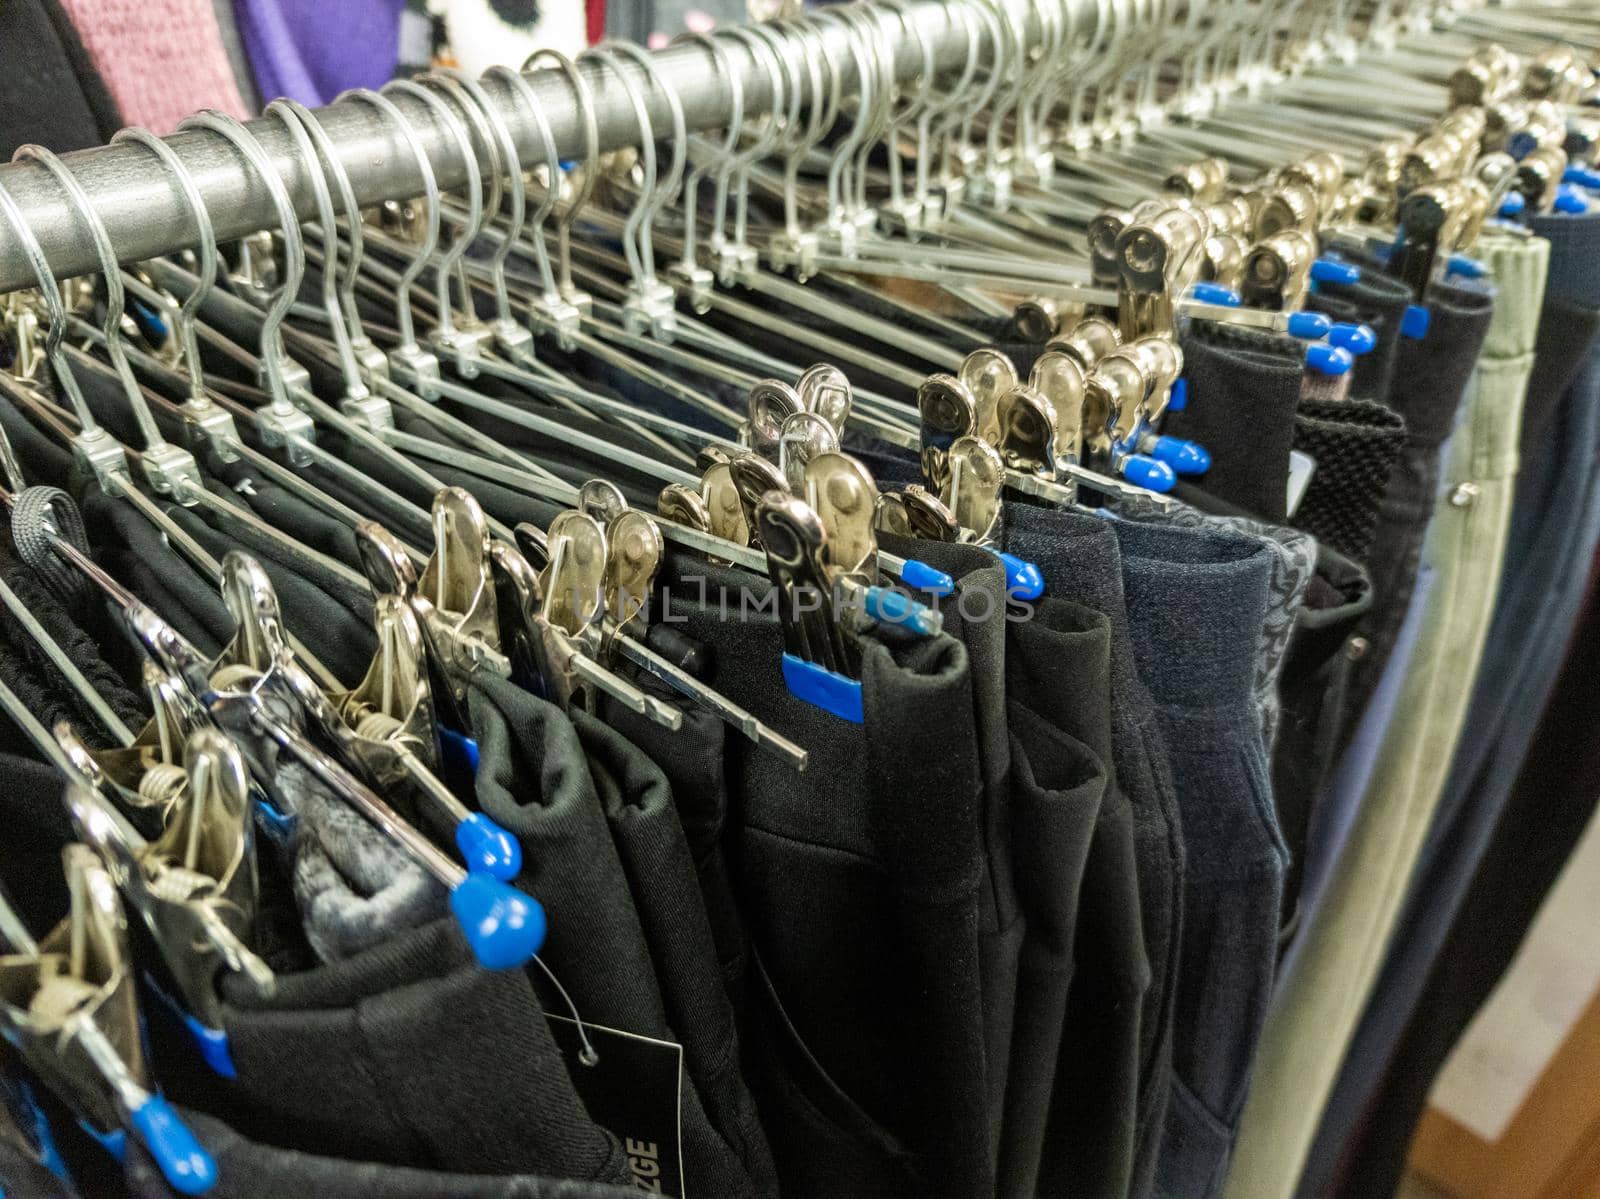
[0, 0, 1087, 295]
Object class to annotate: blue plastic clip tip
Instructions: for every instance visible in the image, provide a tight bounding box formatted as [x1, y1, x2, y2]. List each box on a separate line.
[1121, 454, 1177, 493]
[1286, 311, 1333, 340]
[450, 874, 546, 970]
[130, 1096, 217, 1195]
[1310, 258, 1361, 287]
[455, 813, 523, 880]
[898, 558, 955, 597]
[1304, 343, 1354, 376]
[1327, 322, 1377, 355]
[996, 552, 1045, 602]
[1188, 282, 1242, 307]
[1148, 434, 1211, 475]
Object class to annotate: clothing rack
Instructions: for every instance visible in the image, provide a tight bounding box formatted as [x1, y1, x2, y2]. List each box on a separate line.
[0, 0, 1111, 296]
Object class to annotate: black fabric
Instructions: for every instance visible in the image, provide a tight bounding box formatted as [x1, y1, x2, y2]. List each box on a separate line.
[1291, 398, 1407, 563]
[570, 706, 779, 1196]
[877, 533, 1025, 1186]
[186, 919, 633, 1184]
[1272, 543, 1374, 939]
[1305, 263, 1415, 402]
[1002, 504, 1183, 1199]
[124, 1107, 640, 1199]
[1005, 597, 1138, 1198]
[1340, 279, 1494, 737]
[0, 0, 120, 159]
[1519, 295, 1600, 468]
[1324, 568, 1600, 1197]
[1168, 324, 1305, 522]
[652, 551, 991, 1197]
[465, 673, 762, 1198]
[598, 694, 748, 1009]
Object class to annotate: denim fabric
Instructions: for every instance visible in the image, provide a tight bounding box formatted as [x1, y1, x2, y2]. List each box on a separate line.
[1003, 504, 1185, 1199]
[1338, 279, 1495, 736]
[1226, 231, 1545, 1199]
[1107, 518, 1284, 1199]
[1121, 498, 1316, 750]
[1301, 215, 1600, 1198]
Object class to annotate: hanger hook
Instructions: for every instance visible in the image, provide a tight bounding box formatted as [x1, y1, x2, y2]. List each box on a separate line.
[264, 99, 369, 404]
[436, 67, 526, 339]
[523, 51, 600, 314]
[485, 64, 567, 314]
[108, 128, 217, 407]
[603, 42, 689, 258]
[672, 31, 744, 274]
[581, 43, 673, 293]
[384, 78, 483, 345]
[178, 109, 310, 438]
[813, 6, 880, 231]
[719, 26, 788, 265]
[0, 175, 112, 464]
[336, 87, 440, 368]
[268, 98, 383, 377]
[12, 144, 169, 457]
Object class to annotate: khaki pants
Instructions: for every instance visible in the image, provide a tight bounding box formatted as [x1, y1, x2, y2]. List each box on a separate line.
[1224, 231, 1550, 1199]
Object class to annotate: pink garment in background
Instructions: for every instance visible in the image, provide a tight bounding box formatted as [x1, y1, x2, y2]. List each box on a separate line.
[54, 0, 249, 132]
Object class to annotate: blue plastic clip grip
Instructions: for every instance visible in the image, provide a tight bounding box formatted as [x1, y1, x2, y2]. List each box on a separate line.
[129, 1096, 217, 1195]
[455, 813, 523, 880]
[1304, 343, 1354, 376]
[1188, 282, 1241, 306]
[781, 654, 864, 723]
[1401, 304, 1431, 340]
[1287, 311, 1332, 340]
[1327, 323, 1377, 355]
[1555, 184, 1591, 214]
[449, 874, 546, 970]
[897, 558, 955, 596]
[1144, 434, 1211, 475]
[1310, 258, 1361, 287]
[1120, 454, 1177, 493]
[996, 553, 1044, 601]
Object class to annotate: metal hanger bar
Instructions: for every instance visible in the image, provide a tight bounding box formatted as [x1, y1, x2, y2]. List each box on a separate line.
[0, 0, 1084, 294]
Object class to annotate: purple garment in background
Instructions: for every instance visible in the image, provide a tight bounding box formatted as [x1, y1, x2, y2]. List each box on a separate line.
[234, 0, 404, 107]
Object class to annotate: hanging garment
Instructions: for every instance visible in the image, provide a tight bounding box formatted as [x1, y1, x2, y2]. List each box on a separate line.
[1107, 517, 1283, 1199]
[0, 0, 122, 157]
[1335, 280, 1495, 733]
[1226, 230, 1548, 1199]
[1302, 212, 1600, 1198]
[1002, 506, 1183, 1199]
[53, 0, 248, 130]
[1309, 557, 1600, 1199]
[233, 0, 405, 108]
